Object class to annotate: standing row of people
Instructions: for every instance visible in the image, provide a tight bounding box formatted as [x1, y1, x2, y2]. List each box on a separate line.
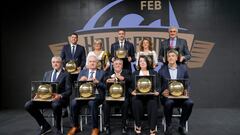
[25, 26, 194, 135]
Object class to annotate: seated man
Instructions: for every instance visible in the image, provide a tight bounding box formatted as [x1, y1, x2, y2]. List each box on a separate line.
[67, 55, 106, 135]
[25, 56, 72, 135]
[158, 50, 194, 135]
[103, 58, 131, 135]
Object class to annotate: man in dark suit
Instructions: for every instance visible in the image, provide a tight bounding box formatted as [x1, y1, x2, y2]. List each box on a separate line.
[110, 29, 135, 72]
[158, 50, 194, 135]
[61, 33, 86, 70]
[103, 58, 131, 135]
[67, 55, 106, 135]
[25, 56, 72, 135]
[159, 26, 191, 64]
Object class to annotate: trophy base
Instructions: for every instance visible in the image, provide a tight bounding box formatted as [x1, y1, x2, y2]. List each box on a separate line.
[167, 95, 189, 99]
[32, 98, 53, 102]
[75, 97, 96, 100]
[70, 68, 80, 74]
[105, 97, 125, 101]
[136, 92, 155, 95]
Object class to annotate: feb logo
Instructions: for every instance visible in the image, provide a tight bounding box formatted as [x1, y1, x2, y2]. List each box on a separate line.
[49, 0, 214, 68]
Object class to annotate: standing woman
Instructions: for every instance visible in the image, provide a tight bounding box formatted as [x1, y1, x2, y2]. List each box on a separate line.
[135, 38, 158, 69]
[131, 55, 160, 135]
[86, 39, 110, 71]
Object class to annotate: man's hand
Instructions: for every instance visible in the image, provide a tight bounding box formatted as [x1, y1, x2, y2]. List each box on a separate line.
[179, 56, 185, 62]
[183, 90, 189, 96]
[106, 78, 115, 83]
[162, 89, 170, 97]
[52, 93, 62, 101]
[92, 78, 99, 84]
[154, 91, 159, 96]
[116, 74, 124, 81]
[131, 90, 137, 96]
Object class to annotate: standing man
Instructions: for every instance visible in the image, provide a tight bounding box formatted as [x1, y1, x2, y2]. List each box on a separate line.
[67, 55, 106, 135]
[25, 56, 72, 135]
[159, 50, 194, 135]
[103, 58, 131, 135]
[61, 33, 86, 71]
[159, 26, 191, 63]
[110, 29, 135, 72]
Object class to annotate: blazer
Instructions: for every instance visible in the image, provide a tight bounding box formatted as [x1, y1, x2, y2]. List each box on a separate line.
[159, 38, 191, 63]
[77, 69, 106, 99]
[61, 44, 86, 69]
[103, 69, 131, 98]
[130, 69, 161, 93]
[110, 40, 135, 71]
[43, 69, 72, 99]
[158, 64, 191, 94]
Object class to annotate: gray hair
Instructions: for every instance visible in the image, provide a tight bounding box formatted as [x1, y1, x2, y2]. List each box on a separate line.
[168, 26, 178, 33]
[51, 56, 62, 62]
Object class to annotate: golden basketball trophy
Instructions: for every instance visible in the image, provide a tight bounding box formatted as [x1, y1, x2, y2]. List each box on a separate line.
[65, 60, 77, 73]
[31, 81, 58, 102]
[115, 48, 128, 59]
[106, 77, 125, 101]
[168, 79, 189, 99]
[75, 81, 96, 100]
[135, 75, 156, 95]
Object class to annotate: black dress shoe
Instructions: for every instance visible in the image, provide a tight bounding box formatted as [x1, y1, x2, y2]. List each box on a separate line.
[178, 126, 187, 135]
[40, 124, 52, 135]
[106, 127, 111, 135]
[122, 126, 127, 134]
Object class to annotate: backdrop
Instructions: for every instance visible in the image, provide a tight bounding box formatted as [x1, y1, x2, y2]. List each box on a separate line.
[1, 0, 240, 109]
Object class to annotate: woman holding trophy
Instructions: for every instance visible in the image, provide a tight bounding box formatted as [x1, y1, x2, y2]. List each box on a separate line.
[130, 55, 161, 135]
[86, 39, 110, 71]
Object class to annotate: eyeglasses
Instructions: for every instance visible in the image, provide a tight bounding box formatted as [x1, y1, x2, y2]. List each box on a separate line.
[170, 31, 176, 33]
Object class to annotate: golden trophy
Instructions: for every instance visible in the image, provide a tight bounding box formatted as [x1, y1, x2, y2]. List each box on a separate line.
[65, 60, 77, 73]
[115, 48, 128, 59]
[135, 75, 155, 95]
[168, 79, 189, 99]
[106, 77, 125, 101]
[75, 81, 96, 100]
[97, 51, 110, 70]
[31, 81, 58, 102]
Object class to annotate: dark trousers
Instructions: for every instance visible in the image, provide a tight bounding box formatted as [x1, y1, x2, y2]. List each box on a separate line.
[103, 99, 129, 128]
[131, 96, 158, 130]
[161, 98, 194, 127]
[24, 98, 68, 130]
[71, 98, 104, 128]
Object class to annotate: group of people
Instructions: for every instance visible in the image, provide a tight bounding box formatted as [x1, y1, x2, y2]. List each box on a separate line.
[25, 26, 194, 135]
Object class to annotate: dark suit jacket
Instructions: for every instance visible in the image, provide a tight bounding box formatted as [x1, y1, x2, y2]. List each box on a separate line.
[43, 70, 72, 99]
[103, 69, 131, 98]
[61, 44, 86, 69]
[110, 40, 135, 71]
[158, 64, 191, 94]
[159, 38, 191, 63]
[77, 69, 106, 99]
[130, 69, 161, 93]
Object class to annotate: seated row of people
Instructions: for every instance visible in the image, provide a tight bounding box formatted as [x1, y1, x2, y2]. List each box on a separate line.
[25, 49, 193, 135]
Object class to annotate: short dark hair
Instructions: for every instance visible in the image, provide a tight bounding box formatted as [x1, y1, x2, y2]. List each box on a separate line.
[71, 33, 78, 38]
[118, 29, 126, 33]
[138, 55, 151, 70]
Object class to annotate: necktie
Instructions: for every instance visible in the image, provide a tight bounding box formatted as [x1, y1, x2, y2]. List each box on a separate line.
[89, 71, 94, 79]
[72, 45, 75, 58]
[170, 38, 174, 48]
[52, 70, 57, 82]
[120, 42, 123, 48]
